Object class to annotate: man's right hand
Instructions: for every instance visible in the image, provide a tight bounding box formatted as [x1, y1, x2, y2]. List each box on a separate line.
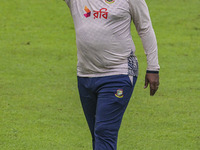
[144, 73, 159, 96]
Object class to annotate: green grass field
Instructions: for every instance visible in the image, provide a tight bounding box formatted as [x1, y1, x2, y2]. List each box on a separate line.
[0, 0, 200, 149]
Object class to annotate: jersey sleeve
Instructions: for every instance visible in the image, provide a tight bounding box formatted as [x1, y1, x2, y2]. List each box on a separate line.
[129, 0, 160, 71]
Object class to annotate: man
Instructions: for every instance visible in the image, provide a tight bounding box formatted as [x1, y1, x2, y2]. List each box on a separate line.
[65, 0, 160, 149]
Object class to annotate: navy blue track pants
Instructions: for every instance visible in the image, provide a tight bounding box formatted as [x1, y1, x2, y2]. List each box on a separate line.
[78, 75, 137, 150]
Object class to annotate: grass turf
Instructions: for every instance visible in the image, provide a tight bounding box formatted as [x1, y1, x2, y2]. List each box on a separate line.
[0, 0, 199, 149]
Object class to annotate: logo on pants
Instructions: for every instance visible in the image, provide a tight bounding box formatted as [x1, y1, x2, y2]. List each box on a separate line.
[115, 89, 124, 98]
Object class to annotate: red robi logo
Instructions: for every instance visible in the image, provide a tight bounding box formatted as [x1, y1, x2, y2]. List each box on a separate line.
[84, 6, 108, 19]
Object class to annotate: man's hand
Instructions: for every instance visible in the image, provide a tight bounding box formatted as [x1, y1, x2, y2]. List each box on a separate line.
[144, 73, 159, 96]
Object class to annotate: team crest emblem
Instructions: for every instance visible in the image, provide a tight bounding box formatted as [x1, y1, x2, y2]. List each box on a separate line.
[105, 0, 115, 4]
[115, 89, 124, 98]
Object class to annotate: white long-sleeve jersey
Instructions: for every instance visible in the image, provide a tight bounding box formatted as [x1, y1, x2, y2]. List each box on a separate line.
[65, 0, 160, 77]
